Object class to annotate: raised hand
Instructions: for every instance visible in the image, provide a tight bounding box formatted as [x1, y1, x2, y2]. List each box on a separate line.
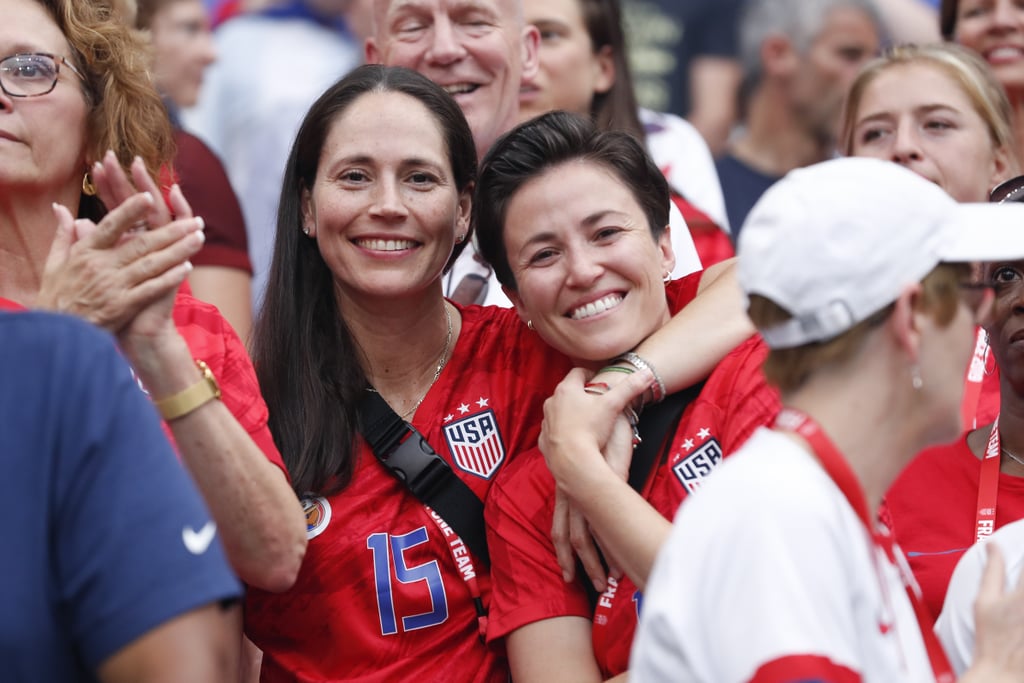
[37, 193, 203, 333]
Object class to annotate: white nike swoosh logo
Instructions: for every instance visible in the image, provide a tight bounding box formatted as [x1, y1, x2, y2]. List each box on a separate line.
[182, 521, 217, 555]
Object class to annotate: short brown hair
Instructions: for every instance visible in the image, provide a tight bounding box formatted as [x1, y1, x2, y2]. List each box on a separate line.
[749, 263, 967, 393]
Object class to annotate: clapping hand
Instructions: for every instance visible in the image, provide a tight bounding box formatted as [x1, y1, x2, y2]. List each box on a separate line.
[37, 152, 204, 344]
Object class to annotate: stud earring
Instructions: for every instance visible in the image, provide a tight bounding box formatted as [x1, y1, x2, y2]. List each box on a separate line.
[527, 320, 534, 330]
[456, 233, 466, 244]
[82, 171, 97, 197]
[911, 365, 923, 391]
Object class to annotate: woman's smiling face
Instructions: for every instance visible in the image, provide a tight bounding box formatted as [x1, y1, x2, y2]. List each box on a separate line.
[502, 159, 674, 366]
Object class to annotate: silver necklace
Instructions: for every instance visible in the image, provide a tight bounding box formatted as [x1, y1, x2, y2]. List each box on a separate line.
[1003, 445, 1024, 469]
[369, 303, 453, 419]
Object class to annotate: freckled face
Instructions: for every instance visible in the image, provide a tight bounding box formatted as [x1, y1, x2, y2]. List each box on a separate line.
[302, 91, 471, 304]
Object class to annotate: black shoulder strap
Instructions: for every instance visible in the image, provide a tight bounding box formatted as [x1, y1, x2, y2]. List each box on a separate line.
[627, 380, 705, 492]
[358, 390, 490, 567]
[581, 380, 706, 609]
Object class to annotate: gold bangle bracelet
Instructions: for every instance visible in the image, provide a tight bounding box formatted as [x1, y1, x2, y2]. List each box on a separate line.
[153, 359, 221, 421]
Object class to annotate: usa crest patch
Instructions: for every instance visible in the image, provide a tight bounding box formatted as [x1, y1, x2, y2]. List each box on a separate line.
[672, 438, 723, 493]
[443, 409, 506, 479]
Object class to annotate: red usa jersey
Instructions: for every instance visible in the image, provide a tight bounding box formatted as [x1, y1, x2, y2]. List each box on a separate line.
[485, 335, 780, 677]
[0, 294, 286, 475]
[246, 305, 572, 682]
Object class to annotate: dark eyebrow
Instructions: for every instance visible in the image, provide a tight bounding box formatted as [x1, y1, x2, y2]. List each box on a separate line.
[322, 154, 447, 175]
[516, 209, 629, 252]
[581, 210, 618, 226]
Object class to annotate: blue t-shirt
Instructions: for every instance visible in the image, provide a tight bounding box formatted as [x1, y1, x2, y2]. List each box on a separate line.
[0, 312, 241, 682]
[715, 153, 781, 241]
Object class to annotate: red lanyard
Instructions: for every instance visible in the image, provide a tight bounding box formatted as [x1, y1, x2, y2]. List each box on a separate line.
[425, 507, 488, 642]
[775, 409, 955, 683]
[975, 417, 1002, 542]
[961, 328, 990, 430]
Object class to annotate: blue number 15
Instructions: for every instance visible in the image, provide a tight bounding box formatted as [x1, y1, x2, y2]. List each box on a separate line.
[367, 527, 450, 635]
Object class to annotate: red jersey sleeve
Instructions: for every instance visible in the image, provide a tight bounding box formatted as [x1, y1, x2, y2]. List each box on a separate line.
[172, 293, 286, 476]
[485, 448, 591, 642]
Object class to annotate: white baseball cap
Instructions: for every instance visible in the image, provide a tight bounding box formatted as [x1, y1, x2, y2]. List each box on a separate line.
[738, 157, 1024, 349]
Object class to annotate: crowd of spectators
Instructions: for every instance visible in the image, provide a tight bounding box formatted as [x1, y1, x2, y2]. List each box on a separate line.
[8, 0, 1024, 681]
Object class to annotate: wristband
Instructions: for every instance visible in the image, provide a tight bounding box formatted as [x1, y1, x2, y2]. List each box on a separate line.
[153, 359, 221, 421]
[595, 365, 635, 376]
[617, 352, 666, 404]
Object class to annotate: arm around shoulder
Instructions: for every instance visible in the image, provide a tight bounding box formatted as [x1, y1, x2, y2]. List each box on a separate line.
[633, 258, 754, 393]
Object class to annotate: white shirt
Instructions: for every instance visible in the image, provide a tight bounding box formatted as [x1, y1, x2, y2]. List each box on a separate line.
[936, 517, 1024, 676]
[631, 428, 935, 683]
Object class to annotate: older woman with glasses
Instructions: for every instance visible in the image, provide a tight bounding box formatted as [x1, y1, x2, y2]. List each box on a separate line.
[0, 0, 306, 597]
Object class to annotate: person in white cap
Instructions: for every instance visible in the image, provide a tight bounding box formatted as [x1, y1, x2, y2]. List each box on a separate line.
[627, 156, 1024, 682]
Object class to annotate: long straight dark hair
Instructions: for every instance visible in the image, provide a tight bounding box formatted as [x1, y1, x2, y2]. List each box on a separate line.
[253, 65, 477, 497]
[580, 0, 645, 141]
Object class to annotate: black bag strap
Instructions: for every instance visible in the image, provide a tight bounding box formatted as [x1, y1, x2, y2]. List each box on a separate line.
[358, 389, 490, 567]
[627, 380, 705, 492]
[581, 380, 705, 609]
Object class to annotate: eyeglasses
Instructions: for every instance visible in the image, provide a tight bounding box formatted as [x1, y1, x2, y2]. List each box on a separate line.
[0, 52, 84, 98]
[959, 280, 995, 323]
